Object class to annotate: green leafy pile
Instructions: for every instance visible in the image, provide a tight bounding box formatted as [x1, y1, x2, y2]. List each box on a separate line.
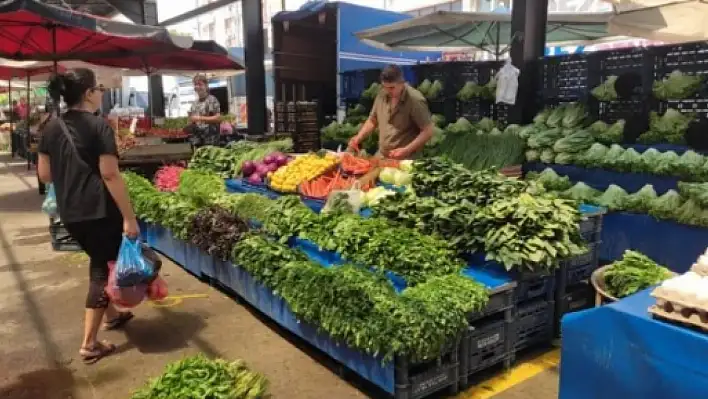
[178, 169, 226, 207]
[474, 193, 586, 272]
[526, 168, 572, 191]
[417, 79, 444, 100]
[263, 196, 465, 285]
[637, 109, 694, 145]
[432, 124, 526, 170]
[361, 82, 381, 100]
[131, 354, 268, 399]
[232, 234, 488, 361]
[123, 172, 199, 240]
[587, 120, 625, 144]
[591, 76, 618, 101]
[649, 190, 684, 219]
[560, 182, 601, 203]
[320, 122, 379, 152]
[653, 70, 703, 100]
[372, 192, 480, 252]
[678, 181, 708, 208]
[213, 193, 275, 223]
[411, 157, 531, 207]
[456, 79, 496, 101]
[603, 250, 673, 298]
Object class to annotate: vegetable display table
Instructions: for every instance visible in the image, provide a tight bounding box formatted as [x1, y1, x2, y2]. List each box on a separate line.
[559, 288, 708, 399]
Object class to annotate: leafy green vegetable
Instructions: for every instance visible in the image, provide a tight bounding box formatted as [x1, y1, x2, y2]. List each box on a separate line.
[596, 120, 625, 144]
[178, 169, 226, 207]
[653, 70, 704, 100]
[457, 81, 483, 101]
[131, 354, 268, 399]
[639, 148, 662, 173]
[674, 199, 708, 227]
[540, 148, 556, 164]
[638, 109, 693, 145]
[527, 168, 572, 191]
[525, 149, 540, 162]
[527, 128, 562, 149]
[554, 152, 575, 165]
[625, 185, 658, 213]
[576, 143, 609, 167]
[676, 150, 706, 178]
[649, 189, 684, 220]
[600, 144, 626, 169]
[190, 139, 293, 178]
[603, 250, 672, 298]
[591, 76, 618, 101]
[475, 193, 586, 272]
[431, 128, 526, 170]
[553, 130, 595, 153]
[546, 107, 565, 128]
[678, 182, 708, 207]
[561, 182, 601, 203]
[188, 205, 249, 260]
[594, 184, 629, 211]
[614, 148, 642, 173]
[561, 103, 588, 128]
[653, 151, 680, 175]
[362, 82, 381, 99]
[533, 108, 552, 125]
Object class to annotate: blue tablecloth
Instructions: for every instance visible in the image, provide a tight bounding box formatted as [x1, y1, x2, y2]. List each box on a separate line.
[524, 163, 680, 194]
[601, 212, 708, 273]
[560, 288, 708, 399]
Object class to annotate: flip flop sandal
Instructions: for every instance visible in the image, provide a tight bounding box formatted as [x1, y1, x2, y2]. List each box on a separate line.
[80, 341, 116, 365]
[103, 312, 134, 331]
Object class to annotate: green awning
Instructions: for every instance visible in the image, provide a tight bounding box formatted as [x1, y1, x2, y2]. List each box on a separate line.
[356, 11, 615, 57]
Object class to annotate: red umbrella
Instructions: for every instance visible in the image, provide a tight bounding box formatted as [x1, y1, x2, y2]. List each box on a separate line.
[0, 0, 190, 61]
[88, 40, 244, 73]
[0, 61, 63, 80]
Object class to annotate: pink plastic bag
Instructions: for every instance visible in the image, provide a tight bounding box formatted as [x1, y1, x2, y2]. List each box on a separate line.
[105, 261, 148, 308]
[147, 276, 168, 301]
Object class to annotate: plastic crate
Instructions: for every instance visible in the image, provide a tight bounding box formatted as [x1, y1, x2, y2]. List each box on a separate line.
[556, 241, 601, 296]
[394, 348, 460, 399]
[494, 103, 511, 126]
[456, 99, 494, 122]
[515, 299, 554, 352]
[49, 218, 82, 252]
[340, 69, 380, 99]
[467, 282, 516, 322]
[541, 53, 591, 100]
[460, 312, 513, 386]
[515, 274, 555, 304]
[579, 205, 605, 241]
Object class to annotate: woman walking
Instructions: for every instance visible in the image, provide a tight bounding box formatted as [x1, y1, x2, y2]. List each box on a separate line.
[37, 68, 140, 364]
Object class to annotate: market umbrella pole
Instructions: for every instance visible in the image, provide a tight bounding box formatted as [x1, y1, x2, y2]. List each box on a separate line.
[52, 28, 58, 116]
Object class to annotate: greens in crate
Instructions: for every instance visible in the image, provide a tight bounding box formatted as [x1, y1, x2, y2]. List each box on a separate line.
[231, 234, 488, 362]
[591, 76, 619, 101]
[603, 250, 673, 299]
[588, 120, 625, 144]
[653, 70, 704, 100]
[474, 193, 586, 272]
[637, 109, 693, 145]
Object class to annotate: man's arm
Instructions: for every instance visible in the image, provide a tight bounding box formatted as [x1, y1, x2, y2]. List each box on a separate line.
[349, 98, 379, 149]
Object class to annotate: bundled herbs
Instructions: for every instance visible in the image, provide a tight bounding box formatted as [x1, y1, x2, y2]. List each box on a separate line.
[188, 206, 250, 260]
[189, 139, 292, 178]
[131, 354, 268, 399]
[178, 169, 226, 207]
[231, 234, 488, 361]
[431, 127, 526, 170]
[474, 193, 586, 272]
[603, 250, 673, 298]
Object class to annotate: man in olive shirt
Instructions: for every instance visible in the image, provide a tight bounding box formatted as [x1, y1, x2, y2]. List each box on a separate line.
[348, 65, 434, 159]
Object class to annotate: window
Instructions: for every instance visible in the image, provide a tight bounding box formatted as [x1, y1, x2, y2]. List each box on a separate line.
[224, 17, 234, 37]
[207, 22, 215, 40]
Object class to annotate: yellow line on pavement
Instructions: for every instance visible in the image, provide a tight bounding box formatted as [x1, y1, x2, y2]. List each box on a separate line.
[457, 349, 560, 399]
[148, 294, 210, 308]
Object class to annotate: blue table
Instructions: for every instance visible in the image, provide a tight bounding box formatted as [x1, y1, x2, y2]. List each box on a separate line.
[560, 289, 708, 399]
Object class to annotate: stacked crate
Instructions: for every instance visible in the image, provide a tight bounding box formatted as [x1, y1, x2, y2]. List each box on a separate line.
[274, 101, 295, 135]
[552, 207, 605, 336]
[459, 281, 517, 386]
[512, 270, 556, 353]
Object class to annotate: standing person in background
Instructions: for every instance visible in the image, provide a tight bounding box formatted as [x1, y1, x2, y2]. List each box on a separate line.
[347, 65, 434, 159]
[38, 68, 139, 364]
[187, 74, 221, 147]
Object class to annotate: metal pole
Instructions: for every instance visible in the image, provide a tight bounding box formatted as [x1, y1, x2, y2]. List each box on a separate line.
[495, 22, 500, 61]
[52, 27, 59, 116]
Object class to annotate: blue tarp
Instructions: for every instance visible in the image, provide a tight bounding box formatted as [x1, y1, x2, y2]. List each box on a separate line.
[560, 288, 708, 399]
[524, 163, 680, 194]
[601, 212, 708, 273]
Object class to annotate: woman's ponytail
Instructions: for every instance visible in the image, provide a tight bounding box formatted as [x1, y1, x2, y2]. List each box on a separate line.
[47, 73, 65, 103]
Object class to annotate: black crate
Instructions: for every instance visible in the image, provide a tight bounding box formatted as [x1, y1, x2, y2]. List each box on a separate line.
[541, 53, 591, 100]
[394, 348, 460, 399]
[555, 282, 595, 337]
[494, 103, 511, 126]
[412, 62, 457, 98]
[515, 274, 555, 304]
[428, 98, 457, 124]
[579, 207, 605, 242]
[49, 218, 82, 252]
[456, 99, 494, 122]
[653, 41, 708, 77]
[460, 312, 514, 386]
[467, 282, 516, 322]
[515, 299, 554, 352]
[556, 242, 601, 297]
[341, 69, 380, 99]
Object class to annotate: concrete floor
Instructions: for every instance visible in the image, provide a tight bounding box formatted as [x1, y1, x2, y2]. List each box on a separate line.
[0, 153, 559, 399]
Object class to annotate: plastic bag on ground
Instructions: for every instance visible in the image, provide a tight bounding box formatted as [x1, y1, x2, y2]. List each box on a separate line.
[106, 261, 148, 308]
[322, 183, 364, 214]
[115, 236, 158, 287]
[41, 183, 58, 217]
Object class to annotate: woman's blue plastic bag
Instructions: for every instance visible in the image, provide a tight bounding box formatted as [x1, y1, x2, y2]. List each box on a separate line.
[115, 236, 156, 287]
[41, 184, 58, 217]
